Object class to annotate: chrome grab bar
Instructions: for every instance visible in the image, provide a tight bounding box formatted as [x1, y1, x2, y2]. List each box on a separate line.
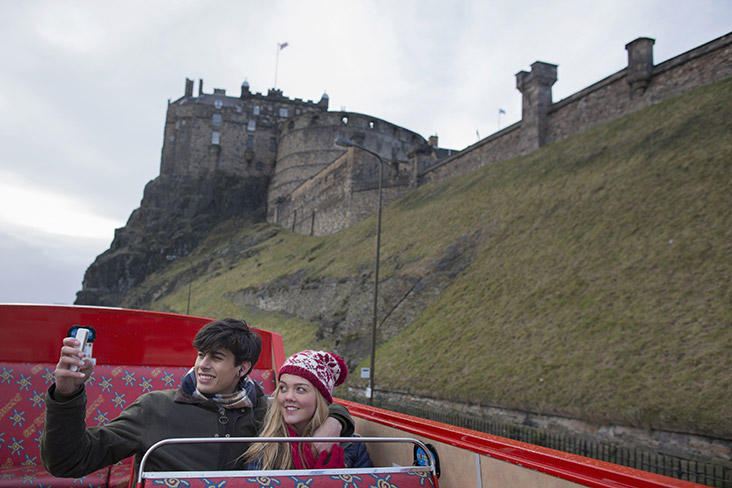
[137, 436, 437, 484]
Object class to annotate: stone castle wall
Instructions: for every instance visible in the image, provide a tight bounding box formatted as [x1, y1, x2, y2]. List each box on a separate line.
[546, 34, 732, 145]
[269, 111, 425, 227]
[422, 32, 731, 185]
[285, 148, 413, 236]
[286, 151, 355, 236]
[420, 123, 523, 185]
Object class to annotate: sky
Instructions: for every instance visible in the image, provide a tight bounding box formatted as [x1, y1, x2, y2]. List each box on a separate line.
[1, 0, 730, 305]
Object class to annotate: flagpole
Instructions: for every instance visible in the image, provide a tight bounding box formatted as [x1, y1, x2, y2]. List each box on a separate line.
[274, 42, 280, 89]
[274, 42, 289, 89]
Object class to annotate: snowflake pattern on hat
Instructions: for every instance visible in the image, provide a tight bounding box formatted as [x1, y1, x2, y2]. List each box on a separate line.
[278, 350, 347, 403]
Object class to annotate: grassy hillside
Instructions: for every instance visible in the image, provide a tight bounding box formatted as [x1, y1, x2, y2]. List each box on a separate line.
[141, 77, 732, 437]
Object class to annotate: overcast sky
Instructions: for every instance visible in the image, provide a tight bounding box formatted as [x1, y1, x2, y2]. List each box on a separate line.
[1, 0, 730, 305]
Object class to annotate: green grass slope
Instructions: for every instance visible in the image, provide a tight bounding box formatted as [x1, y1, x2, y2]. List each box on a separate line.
[145, 77, 732, 437]
[375, 78, 732, 436]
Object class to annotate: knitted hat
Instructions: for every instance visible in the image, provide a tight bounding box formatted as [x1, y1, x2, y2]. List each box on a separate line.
[278, 350, 348, 404]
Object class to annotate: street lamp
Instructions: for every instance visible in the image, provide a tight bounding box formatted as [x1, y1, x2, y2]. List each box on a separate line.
[166, 255, 193, 315]
[334, 136, 387, 405]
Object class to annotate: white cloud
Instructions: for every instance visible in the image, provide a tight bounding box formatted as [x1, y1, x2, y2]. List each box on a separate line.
[0, 79, 111, 171]
[0, 230, 101, 304]
[29, 0, 190, 55]
[0, 171, 122, 241]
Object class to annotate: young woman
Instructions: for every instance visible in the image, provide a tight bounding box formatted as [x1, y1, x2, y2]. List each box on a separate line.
[242, 350, 372, 469]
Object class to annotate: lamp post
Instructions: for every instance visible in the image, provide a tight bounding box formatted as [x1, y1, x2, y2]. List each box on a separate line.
[166, 255, 193, 315]
[334, 137, 387, 405]
[185, 271, 192, 315]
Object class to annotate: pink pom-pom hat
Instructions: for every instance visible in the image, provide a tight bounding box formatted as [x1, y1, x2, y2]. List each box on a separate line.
[278, 350, 347, 403]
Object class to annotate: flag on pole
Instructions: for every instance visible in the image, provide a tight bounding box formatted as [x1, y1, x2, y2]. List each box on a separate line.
[274, 42, 289, 88]
[499, 108, 506, 115]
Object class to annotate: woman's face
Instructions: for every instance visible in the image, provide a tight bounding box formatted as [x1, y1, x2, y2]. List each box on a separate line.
[277, 373, 318, 434]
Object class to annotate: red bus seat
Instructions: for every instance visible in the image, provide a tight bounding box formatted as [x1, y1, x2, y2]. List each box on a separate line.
[0, 362, 276, 487]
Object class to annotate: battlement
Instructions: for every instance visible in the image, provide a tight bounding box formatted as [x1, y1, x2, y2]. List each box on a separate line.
[178, 78, 329, 108]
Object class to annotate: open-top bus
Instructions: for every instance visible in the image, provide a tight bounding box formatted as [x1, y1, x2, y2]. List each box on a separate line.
[0, 304, 708, 488]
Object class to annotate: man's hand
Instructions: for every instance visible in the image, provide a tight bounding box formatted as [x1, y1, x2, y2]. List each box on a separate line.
[310, 416, 342, 455]
[54, 336, 93, 396]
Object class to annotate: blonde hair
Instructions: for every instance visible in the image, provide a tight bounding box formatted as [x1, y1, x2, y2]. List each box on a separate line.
[240, 383, 331, 469]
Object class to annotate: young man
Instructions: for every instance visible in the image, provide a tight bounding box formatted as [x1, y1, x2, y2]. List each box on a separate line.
[40, 318, 353, 478]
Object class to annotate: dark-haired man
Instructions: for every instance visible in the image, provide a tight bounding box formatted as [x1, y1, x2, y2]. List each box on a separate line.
[41, 318, 353, 478]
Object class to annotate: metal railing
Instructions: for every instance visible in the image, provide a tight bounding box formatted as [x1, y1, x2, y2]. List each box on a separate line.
[137, 436, 437, 485]
[359, 397, 730, 488]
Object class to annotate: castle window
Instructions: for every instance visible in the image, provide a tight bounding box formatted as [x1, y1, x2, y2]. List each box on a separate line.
[369, 121, 375, 129]
[279, 107, 288, 117]
[214, 100, 223, 109]
[253, 106, 260, 115]
[342, 116, 348, 125]
[269, 137, 276, 152]
[247, 134, 254, 148]
[311, 115, 319, 125]
[211, 131, 220, 145]
[247, 120, 256, 131]
[212, 113, 222, 126]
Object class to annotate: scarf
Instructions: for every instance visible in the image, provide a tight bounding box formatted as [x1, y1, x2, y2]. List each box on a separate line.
[180, 367, 257, 410]
[288, 425, 345, 469]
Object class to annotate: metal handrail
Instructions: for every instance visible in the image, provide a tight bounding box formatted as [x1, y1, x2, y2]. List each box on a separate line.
[137, 436, 437, 484]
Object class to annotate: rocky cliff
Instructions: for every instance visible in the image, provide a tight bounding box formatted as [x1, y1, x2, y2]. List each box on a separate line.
[75, 172, 268, 306]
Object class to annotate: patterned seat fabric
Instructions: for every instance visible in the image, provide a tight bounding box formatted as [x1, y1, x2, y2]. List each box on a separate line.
[0, 362, 276, 487]
[0, 464, 109, 488]
[140, 471, 436, 488]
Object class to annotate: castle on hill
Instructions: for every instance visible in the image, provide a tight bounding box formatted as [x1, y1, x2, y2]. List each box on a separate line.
[160, 32, 731, 237]
[75, 32, 731, 306]
[162, 77, 453, 236]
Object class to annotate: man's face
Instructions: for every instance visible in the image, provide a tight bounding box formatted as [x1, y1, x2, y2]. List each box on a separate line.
[194, 348, 249, 395]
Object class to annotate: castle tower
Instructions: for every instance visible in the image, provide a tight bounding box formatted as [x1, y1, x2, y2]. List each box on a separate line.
[268, 111, 425, 225]
[516, 61, 558, 154]
[184, 78, 194, 98]
[160, 78, 328, 178]
[626, 37, 656, 95]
